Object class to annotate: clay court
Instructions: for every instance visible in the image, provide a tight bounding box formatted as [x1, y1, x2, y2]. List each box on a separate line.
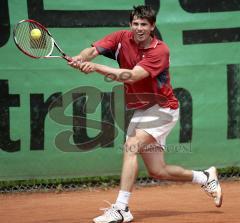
[0, 181, 239, 223]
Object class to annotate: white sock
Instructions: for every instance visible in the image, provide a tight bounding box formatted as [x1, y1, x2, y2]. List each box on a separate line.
[192, 170, 208, 185]
[115, 190, 131, 210]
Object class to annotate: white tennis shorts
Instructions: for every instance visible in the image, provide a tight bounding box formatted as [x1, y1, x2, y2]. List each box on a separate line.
[126, 104, 179, 149]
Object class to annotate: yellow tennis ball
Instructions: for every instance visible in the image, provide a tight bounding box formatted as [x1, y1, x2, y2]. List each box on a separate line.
[30, 28, 41, 40]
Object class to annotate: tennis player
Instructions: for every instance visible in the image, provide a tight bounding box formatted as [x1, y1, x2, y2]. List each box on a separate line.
[69, 5, 222, 223]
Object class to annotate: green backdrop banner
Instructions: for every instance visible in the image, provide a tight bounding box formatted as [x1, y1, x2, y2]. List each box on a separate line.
[0, 0, 240, 180]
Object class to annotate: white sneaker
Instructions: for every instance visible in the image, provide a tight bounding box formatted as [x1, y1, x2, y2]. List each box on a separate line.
[93, 204, 133, 223]
[202, 166, 223, 207]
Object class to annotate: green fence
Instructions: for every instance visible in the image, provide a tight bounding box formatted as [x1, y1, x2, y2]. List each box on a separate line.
[0, 0, 240, 181]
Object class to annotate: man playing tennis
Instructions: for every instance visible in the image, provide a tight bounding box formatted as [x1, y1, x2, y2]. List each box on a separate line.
[69, 5, 222, 223]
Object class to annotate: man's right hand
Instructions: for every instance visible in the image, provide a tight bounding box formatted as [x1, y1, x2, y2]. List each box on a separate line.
[68, 55, 83, 69]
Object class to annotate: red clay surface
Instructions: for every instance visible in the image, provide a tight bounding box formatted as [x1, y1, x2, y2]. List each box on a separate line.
[0, 181, 239, 223]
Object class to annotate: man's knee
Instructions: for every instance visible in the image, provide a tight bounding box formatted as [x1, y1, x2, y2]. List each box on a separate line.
[124, 137, 142, 154]
[148, 167, 169, 179]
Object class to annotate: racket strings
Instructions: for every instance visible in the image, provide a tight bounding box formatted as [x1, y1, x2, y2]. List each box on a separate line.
[14, 21, 54, 58]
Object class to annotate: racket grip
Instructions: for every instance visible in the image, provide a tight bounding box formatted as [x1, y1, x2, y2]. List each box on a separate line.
[63, 55, 73, 62]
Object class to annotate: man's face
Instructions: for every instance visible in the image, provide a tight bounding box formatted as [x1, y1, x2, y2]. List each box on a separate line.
[130, 16, 155, 45]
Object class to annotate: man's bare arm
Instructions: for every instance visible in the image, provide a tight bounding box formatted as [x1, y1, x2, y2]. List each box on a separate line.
[72, 47, 99, 62]
[78, 62, 150, 84]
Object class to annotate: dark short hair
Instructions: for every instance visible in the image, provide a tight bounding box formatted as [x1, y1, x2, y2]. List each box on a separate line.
[130, 5, 156, 25]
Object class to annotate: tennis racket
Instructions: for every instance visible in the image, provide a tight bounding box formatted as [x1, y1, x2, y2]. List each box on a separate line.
[13, 19, 72, 61]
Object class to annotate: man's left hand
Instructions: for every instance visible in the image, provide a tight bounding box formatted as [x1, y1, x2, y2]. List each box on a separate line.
[79, 62, 96, 74]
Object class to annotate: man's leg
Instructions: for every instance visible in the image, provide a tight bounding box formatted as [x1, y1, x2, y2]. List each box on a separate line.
[120, 128, 156, 191]
[141, 143, 222, 207]
[141, 146, 193, 181]
[93, 129, 155, 223]
[115, 128, 157, 210]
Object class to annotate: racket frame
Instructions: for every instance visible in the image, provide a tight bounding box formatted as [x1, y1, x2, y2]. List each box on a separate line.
[13, 19, 70, 61]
